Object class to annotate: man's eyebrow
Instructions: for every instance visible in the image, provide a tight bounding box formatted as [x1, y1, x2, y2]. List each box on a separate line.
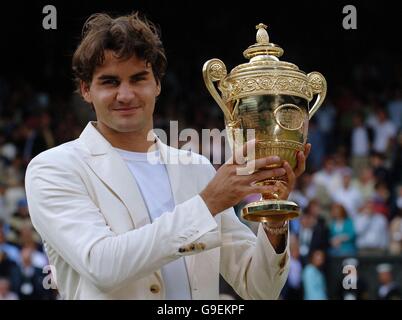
[97, 74, 119, 81]
[96, 70, 150, 81]
[130, 70, 150, 78]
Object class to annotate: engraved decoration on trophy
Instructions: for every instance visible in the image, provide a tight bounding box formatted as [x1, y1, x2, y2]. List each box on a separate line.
[203, 23, 327, 222]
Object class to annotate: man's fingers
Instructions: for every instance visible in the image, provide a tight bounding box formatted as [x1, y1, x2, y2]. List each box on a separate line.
[283, 161, 296, 189]
[305, 143, 312, 159]
[293, 143, 311, 177]
[237, 155, 282, 175]
[294, 150, 306, 177]
[248, 184, 278, 195]
[253, 156, 282, 170]
[248, 167, 286, 183]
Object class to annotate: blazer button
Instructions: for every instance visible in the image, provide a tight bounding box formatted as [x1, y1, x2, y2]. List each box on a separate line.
[150, 284, 160, 294]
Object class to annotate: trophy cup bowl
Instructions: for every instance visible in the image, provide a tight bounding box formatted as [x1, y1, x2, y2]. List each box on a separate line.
[203, 23, 327, 223]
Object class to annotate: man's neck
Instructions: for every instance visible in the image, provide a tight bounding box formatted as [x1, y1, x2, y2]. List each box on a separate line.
[94, 122, 156, 152]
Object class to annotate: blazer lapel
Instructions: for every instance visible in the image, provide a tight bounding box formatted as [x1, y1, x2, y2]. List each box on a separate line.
[79, 122, 151, 229]
[156, 138, 200, 292]
[81, 124, 200, 294]
[156, 139, 183, 204]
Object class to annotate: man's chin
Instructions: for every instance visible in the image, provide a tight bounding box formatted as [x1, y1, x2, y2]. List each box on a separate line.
[112, 122, 147, 133]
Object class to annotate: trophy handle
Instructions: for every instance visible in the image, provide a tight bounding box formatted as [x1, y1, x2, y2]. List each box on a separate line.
[307, 72, 327, 119]
[202, 59, 233, 121]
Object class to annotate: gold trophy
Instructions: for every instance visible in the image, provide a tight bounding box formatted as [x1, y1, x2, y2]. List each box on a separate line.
[203, 23, 327, 223]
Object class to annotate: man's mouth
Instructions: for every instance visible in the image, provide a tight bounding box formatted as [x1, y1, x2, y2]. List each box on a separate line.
[112, 106, 141, 114]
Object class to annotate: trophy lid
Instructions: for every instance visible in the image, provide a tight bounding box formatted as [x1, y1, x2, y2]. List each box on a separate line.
[203, 23, 326, 105]
[230, 23, 300, 75]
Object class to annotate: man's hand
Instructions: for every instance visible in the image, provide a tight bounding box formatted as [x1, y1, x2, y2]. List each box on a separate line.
[200, 142, 311, 216]
[264, 143, 312, 200]
[200, 140, 286, 216]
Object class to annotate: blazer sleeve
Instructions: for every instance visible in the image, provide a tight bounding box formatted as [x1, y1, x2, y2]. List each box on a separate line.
[198, 159, 290, 300]
[25, 150, 221, 292]
[219, 207, 290, 300]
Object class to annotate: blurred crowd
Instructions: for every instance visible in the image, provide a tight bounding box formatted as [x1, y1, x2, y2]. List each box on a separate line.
[277, 85, 402, 300]
[0, 51, 402, 300]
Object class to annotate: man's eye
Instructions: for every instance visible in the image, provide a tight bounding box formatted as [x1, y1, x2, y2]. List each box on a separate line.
[133, 77, 146, 82]
[102, 79, 119, 86]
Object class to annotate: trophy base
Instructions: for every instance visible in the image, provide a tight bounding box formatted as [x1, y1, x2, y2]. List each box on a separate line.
[241, 200, 300, 223]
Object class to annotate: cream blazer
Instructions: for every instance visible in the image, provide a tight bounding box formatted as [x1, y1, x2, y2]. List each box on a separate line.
[25, 122, 289, 300]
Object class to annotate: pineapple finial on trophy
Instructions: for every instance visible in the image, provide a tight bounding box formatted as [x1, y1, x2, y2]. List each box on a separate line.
[256, 23, 269, 45]
[244, 23, 283, 60]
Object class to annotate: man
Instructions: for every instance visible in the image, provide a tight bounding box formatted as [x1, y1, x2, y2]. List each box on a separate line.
[376, 263, 401, 300]
[25, 12, 310, 299]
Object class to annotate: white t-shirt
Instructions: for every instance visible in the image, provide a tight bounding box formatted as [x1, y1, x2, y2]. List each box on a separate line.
[351, 127, 370, 156]
[115, 147, 191, 299]
[367, 119, 397, 153]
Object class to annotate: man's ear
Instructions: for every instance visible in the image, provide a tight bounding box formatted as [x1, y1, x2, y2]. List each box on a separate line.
[80, 81, 92, 103]
[156, 82, 161, 97]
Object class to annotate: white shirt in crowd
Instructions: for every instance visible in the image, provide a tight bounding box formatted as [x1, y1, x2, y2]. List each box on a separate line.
[351, 127, 370, 156]
[367, 117, 397, 153]
[354, 213, 389, 250]
[331, 185, 363, 218]
[312, 170, 342, 196]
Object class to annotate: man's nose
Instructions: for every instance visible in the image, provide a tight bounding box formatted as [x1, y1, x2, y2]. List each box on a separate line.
[116, 83, 135, 103]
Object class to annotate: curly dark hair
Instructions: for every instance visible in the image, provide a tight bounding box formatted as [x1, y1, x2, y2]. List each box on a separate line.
[72, 12, 167, 94]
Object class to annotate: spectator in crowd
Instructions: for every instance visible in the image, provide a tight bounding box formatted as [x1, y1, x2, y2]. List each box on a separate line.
[372, 181, 391, 219]
[350, 112, 371, 176]
[386, 89, 402, 131]
[389, 186, 402, 255]
[0, 248, 20, 294]
[306, 119, 325, 172]
[352, 167, 375, 204]
[15, 247, 50, 300]
[315, 100, 337, 155]
[328, 203, 357, 257]
[0, 277, 18, 300]
[298, 202, 329, 266]
[289, 173, 317, 212]
[0, 183, 7, 221]
[376, 263, 401, 300]
[20, 113, 53, 166]
[0, 220, 20, 264]
[281, 235, 303, 300]
[367, 108, 397, 155]
[302, 250, 327, 300]
[19, 225, 47, 269]
[391, 130, 402, 185]
[331, 167, 363, 219]
[370, 152, 392, 187]
[2, 171, 26, 223]
[8, 198, 41, 247]
[313, 156, 342, 196]
[354, 200, 389, 255]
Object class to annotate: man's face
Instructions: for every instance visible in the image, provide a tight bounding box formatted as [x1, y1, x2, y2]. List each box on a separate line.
[81, 51, 161, 135]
